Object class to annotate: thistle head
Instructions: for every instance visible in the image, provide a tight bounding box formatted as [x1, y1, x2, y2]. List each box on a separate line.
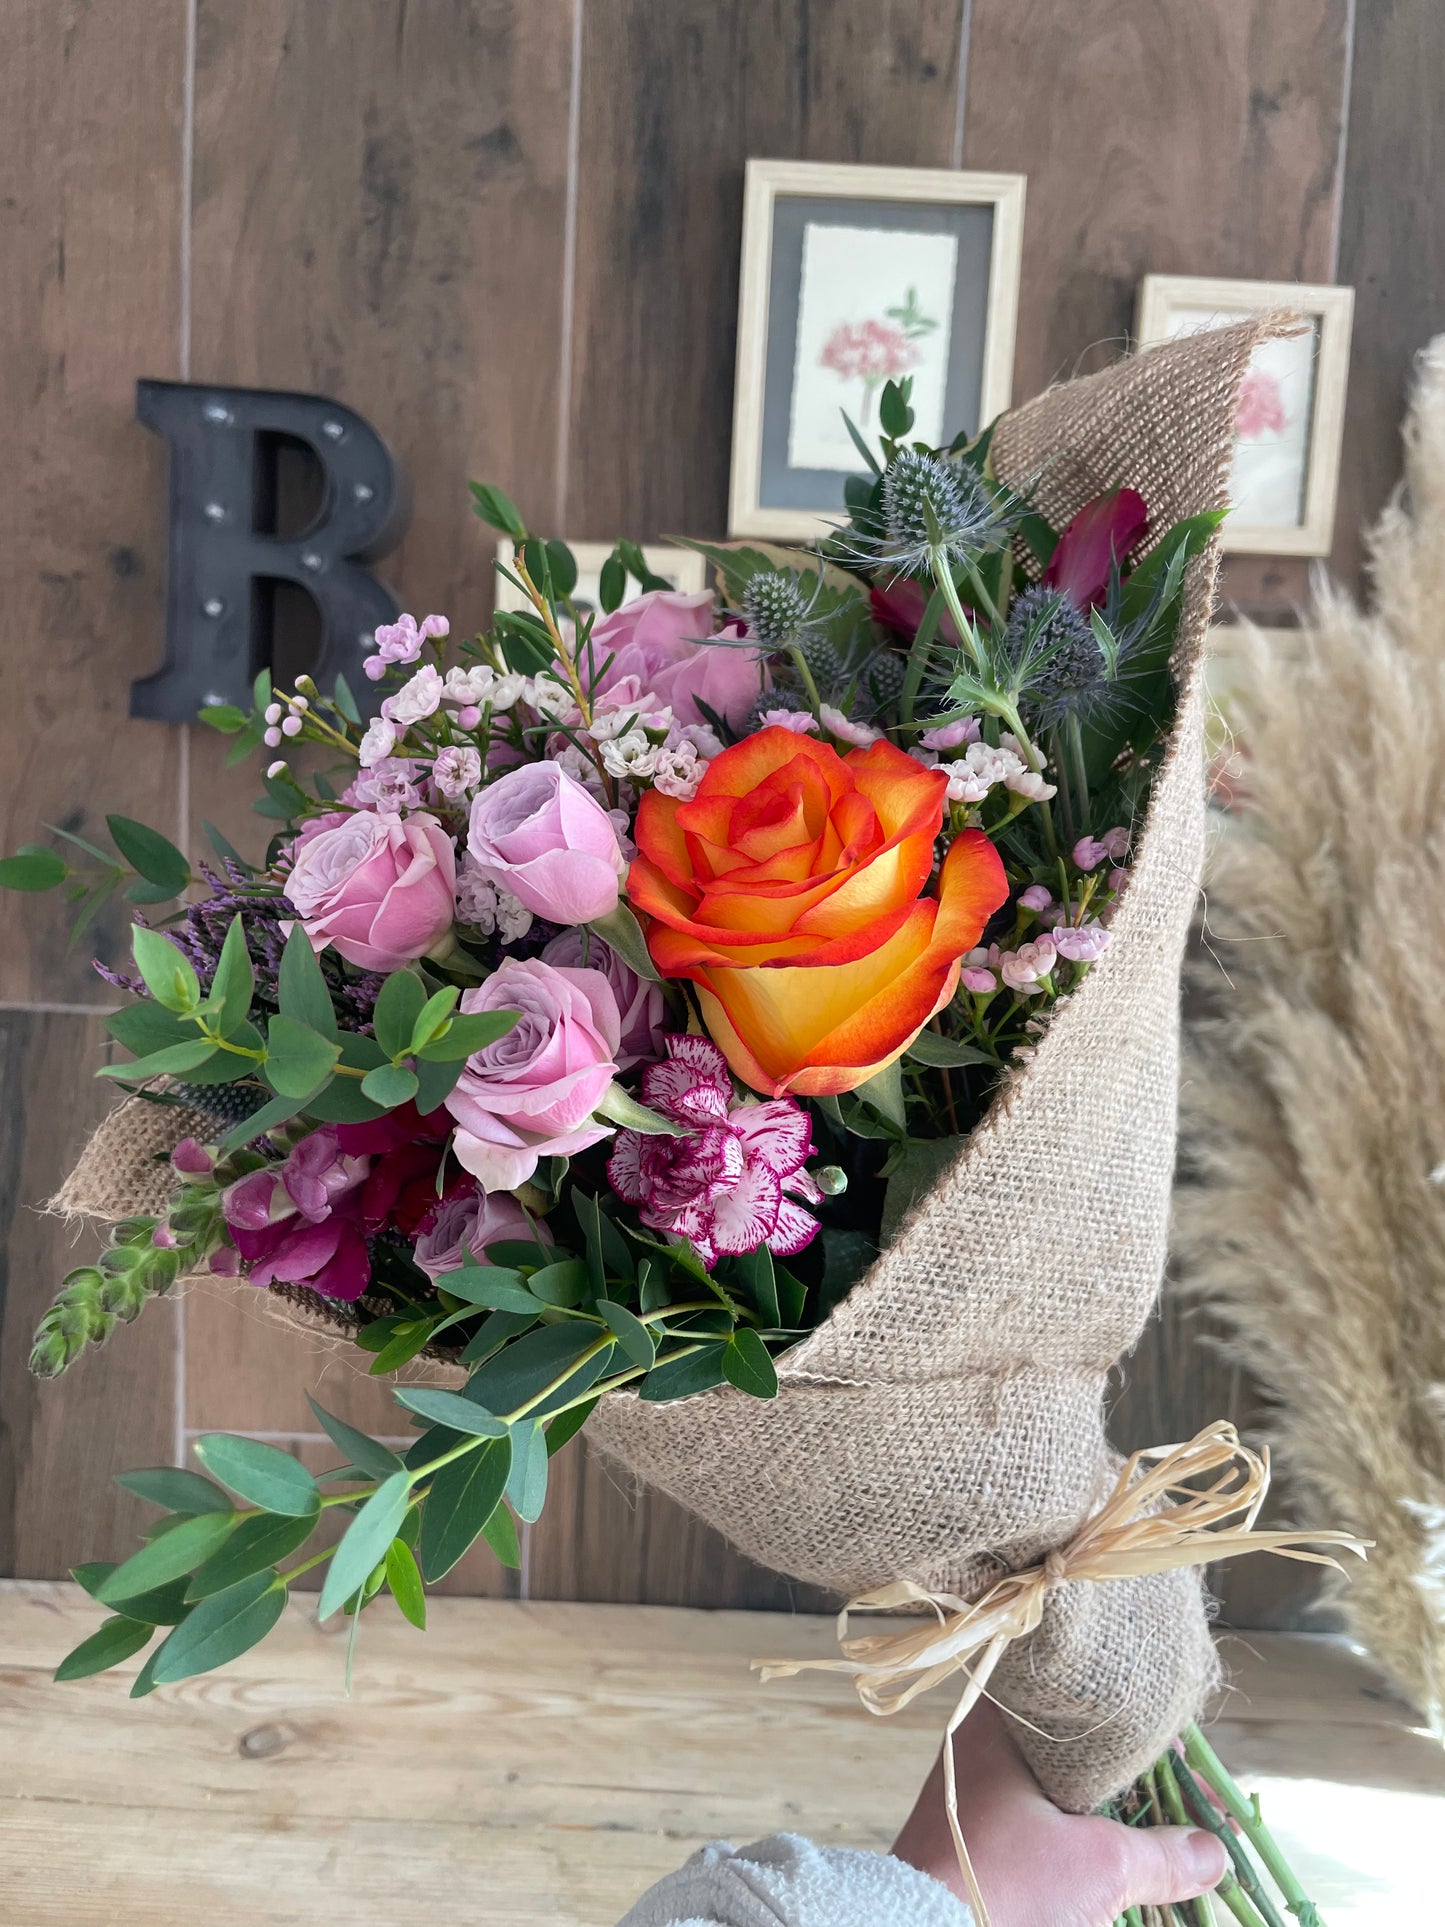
[875, 450, 1010, 570]
[742, 568, 814, 649]
[1002, 584, 1109, 731]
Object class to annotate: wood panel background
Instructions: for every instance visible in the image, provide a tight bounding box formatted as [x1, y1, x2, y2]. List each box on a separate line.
[3, 0, 1440, 1624]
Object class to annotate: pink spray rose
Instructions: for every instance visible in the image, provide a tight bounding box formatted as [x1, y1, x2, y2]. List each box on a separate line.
[467, 764, 625, 926]
[413, 1185, 551, 1281]
[541, 928, 665, 1070]
[444, 958, 622, 1191]
[584, 588, 765, 731]
[285, 808, 457, 971]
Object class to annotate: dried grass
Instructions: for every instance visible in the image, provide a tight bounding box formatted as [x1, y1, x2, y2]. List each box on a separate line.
[1175, 338, 1445, 1729]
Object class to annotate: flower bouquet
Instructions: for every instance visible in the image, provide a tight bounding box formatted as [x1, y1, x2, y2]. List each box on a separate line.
[8, 317, 1356, 1926]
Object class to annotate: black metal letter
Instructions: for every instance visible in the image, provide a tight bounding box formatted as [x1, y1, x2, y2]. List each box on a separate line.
[131, 380, 407, 720]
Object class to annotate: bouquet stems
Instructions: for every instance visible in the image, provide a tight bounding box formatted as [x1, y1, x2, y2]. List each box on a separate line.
[1109, 1727, 1323, 1927]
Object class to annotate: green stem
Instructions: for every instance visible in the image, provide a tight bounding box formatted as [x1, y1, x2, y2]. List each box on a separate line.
[962, 560, 1004, 633]
[1182, 1728, 1323, 1927]
[1067, 713, 1091, 826]
[786, 642, 823, 715]
[932, 557, 990, 676]
[1164, 1752, 1288, 1927]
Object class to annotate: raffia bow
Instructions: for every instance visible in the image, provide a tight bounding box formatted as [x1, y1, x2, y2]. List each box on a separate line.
[756, 1420, 1368, 1927]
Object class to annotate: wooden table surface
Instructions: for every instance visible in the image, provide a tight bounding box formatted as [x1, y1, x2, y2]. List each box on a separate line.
[2, 1582, 1439, 1926]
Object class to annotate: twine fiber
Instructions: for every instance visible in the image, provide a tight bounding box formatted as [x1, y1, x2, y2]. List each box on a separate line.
[56, 318, 1291, 1812]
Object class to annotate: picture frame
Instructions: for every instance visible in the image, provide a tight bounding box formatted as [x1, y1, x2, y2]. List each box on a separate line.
[1135, 275, 1355, 556]
[728, 159, 1026, 541]
[492, 540, 709, 616]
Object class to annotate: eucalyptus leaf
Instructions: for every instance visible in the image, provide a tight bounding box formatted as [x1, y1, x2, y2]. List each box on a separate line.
[185, 1511, 317, 1600]
[505, 1420, 548, 1522]
[372, 970, 427, 1060]
[107, 815, 190, 894]
[437, 1266, 541, 1314]
[96, 1511, 237, 1606]
[880, 1137, 967, 1246]
[318, 1472, 412, 1620]
[264, 1013, 342, 1098]
[385, 1538, 427, 1629]
[418, 1436, 512, 1582]
[306, 1395, 406, 1482]
[415, 1008, 520, 1061]
[905, 1031, 993, 1069]
[206, 915, 256, 1037]
[193, 1434, 321, 1517]
[480, 1502, 522, 1568]
[526, 1258, 589, 1308]
[466, 1323, 611, 1421]
[638, 1344, 729, 1403]
[360, 1063, 420, 1108]
[98, 1038, 218, 1082]
[392, 1388, 509, 1438]
[130, 925, 200, 1014]
[544, 1397, 598, 1457]
[276, 925, 339, 1040]
[55, 1614, 155, 1681]
[722, 1328, 779, 1399]
[0, 846, 68, 891]
[150, 1570, 286, 1684]
[598, 1299, 656, 1370]
[116, 1466, 233, 1515]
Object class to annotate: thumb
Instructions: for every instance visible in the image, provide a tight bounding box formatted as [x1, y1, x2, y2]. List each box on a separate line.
[1119, 1826, 1229, 1909]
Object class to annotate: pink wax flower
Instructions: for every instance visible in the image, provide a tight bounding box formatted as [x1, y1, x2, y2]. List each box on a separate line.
[467, 763, 626, 925]
[1018, 884, 1054, 912]
[760, 708, 818, 734]
[365, 611, 449, 681]
[920, 717, 982, 751]
[414, 1185, 550, 1281]
[286, 808, 457, 971]
[342, 757, 426, 814]
[1073, 835, 1110, 872]
[431, 745, 483, 801]
[999, 937, 1058, 994]
[222, 1127, 372, 1302]
[541, 928, 665, 1070]
[444, 958, 621, 1192]
[959, 966, 998, 994]
[819, 704, 882, 747]
[584, 589, 766, 732]
[606, 1034, 822, 1270]
[381, 663, 445, 726]
[1053, 920, 1112, 964]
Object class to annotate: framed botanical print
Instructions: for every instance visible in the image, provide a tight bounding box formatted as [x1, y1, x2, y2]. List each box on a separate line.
[728, 160, 1026, 540]
[1135, 276, 1355, 555]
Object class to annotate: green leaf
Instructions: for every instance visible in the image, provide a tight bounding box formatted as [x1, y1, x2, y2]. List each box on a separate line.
[366, 1317, 440, 1376]
[71, 1563, 192, 1624]
[480, 1502, 522, 1568]
[466, 1324, 612, 1421]
[107, 816, 190, 895]
[264, 1012, 342, 1098]
[185, 1511, 317, 1600]
[131, 925, 201, 1014]
[105, 1001, 189, 1057]
[840, 409, 882, 476]
[332, 673, 362, 724]
[637, 1259, 667, 1315]
[392, 1388, 509, 1438]
[360, 1063, 419, 1108]
[774, 1263, 807, 1328]
[526, 1258, 589, 1308]
[722, 1328, 779, 1399]
[410, 985, 459, 1052]
[731, 1247, 779, 1327]
[96, 1511, 237, 1605]
[206, 915, 256, 1036]
[193, 1435, 321, 1517]
[575, 1189, 633, 1285]
[415, 1008, 520, 1061]
[470, 480, 527, 539]
[116, 1467, 234, 1514]
[319, 1472, 412, 1620]
[598, 553, 626, 614]
[591, 1081, 689, 1137]
[904, 1031, 994, 1069]
[639, 1343, 729, 1403]
[878, 381, 914, 439]
[277, 925, 339, 1040]
[55, 1614, 155, 1681]
[411, 1053, 466, 1113]
[459, 1307, 538, 1364]
[199, 702, 249, 734]
[544, 538, 578, 598]
[385, 1538, 427, 1629]
[98, 1037, 218, 1081]
[597, 1299, 656, 1371]
[296, 1072, 385, 1124]
[545, 1397, 598, 1457]
[372, 969, 427, 1059]
[150, 1571, 286, 1684]
[0, 846, 67, 892]
[855, 1058, 908, 1133]
[128, 1644, 166, 1698]
[437, 1266, 541, 1314]
[418, 1436, 512, 1582]
[505, 1420, 548, 1523]
[306, 1396, 407, 1482]
[587, 901, 661, 982]
[217, 1090, 310, 1154]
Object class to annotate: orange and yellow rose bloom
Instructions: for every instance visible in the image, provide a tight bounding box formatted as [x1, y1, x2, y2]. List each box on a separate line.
[628, 727, 1009, 1096]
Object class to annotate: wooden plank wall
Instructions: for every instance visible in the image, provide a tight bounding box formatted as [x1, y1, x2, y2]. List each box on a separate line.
[3, 0, 1440, 1622]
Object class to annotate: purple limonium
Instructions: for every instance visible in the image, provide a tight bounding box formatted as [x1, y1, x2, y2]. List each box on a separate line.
[607, 1034, 822, 1270]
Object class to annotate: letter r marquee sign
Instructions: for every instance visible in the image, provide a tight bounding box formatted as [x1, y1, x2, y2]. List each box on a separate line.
[131, 380, 407, 721]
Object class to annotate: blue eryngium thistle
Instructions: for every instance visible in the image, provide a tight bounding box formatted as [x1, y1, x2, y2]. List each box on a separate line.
[741, 568, 813, 649]
[1001, 584, 1111, 732]
[874, 449, 1013, 572]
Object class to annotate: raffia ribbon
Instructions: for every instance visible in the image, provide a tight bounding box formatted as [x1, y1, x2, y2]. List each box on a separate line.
[755, 1420, 1369, 1927]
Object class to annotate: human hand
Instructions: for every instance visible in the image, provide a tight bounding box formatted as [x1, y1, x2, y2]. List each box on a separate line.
[891, 1701, 1228, 1927]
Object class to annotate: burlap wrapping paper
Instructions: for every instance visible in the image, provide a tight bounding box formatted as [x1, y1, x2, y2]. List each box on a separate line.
[56, 317, 1290, 1811]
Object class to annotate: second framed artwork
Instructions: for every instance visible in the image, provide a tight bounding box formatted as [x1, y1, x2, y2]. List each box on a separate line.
[1136, 276, 1354, 555]
[728, 160, 1026, 540]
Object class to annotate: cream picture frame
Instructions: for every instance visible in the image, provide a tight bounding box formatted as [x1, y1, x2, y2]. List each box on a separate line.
[1135, 275, 1354, 556]
[729, 159, 1026, 541]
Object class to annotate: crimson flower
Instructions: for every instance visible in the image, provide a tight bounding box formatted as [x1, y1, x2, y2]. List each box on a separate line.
[1041, 487, 1148, 609]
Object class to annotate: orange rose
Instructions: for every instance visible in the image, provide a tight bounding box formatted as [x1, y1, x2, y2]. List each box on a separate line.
[628, 727, 1008, 1096]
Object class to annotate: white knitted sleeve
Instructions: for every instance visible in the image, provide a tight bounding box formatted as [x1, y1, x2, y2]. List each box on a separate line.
[616, 1833, 974, 1927]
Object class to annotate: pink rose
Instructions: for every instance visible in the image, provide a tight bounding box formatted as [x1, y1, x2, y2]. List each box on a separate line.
[467, 764, 625, 925]
[286, 808, 457, 971]
[444, 958, 621, 1191]
[541, 928, 665, 1070]
[584, 588, 765, 731]
[414, 1185, 551, 1280]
